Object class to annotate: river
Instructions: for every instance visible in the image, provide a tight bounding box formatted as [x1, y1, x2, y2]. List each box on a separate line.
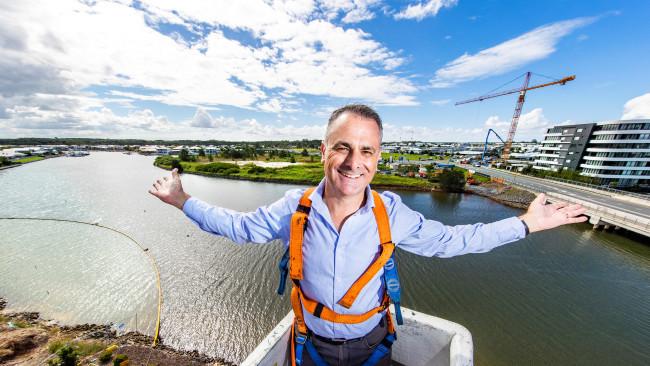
[1, 152, 649, 365]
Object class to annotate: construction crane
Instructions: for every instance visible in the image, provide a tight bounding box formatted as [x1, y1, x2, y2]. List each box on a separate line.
[456, 72, 575, 161]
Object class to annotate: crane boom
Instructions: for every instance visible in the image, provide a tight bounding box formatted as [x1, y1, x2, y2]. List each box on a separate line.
[455, 75, 575, 106]
[455, 72, 575, 162]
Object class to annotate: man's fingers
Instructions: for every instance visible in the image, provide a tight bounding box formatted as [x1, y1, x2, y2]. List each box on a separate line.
[153, 182, 161, 190]
[568, 216, 588, 223]
[533, 193, 547, 206]
[552, 202, 569, 211]
[569, 207, 587, 217]
[163, 176, 169, 181]
[156, 179, 164, 186]
[172, 168, 179, 178]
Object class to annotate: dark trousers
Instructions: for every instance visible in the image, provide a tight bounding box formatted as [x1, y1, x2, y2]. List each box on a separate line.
[301, 318, 391, 366]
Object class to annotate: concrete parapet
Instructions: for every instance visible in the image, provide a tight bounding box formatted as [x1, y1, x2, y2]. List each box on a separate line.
[546, 192, 650, 238]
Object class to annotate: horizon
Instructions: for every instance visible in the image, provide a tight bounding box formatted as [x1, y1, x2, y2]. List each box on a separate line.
[1, 1, 649, 142]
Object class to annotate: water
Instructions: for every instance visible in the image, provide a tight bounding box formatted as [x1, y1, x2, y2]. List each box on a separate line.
[1, 152, 649, 365]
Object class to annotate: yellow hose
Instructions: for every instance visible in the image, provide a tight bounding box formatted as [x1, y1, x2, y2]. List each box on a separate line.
[0, 217, 163, 346]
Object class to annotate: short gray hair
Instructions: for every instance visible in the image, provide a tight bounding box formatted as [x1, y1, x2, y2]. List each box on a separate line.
[325, 104, 383, 142]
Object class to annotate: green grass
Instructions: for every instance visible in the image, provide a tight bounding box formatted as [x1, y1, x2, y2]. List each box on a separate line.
[155, 159, 436, 189]
[48, 339, 106, 356]
[381, 153, 444, 161]
[15, 156, 45, 163]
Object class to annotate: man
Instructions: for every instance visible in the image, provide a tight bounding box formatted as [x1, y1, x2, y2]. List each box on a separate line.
[149, 104, 587, 366]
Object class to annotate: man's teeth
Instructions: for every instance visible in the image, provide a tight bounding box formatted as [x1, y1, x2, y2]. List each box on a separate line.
[340, 171, 362, 179]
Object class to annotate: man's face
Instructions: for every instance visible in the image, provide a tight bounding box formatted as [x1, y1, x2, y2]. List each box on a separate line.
[320, 112, 381, 200]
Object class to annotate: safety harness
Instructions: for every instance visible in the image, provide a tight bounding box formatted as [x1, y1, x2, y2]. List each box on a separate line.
[277, 188, 403, 366]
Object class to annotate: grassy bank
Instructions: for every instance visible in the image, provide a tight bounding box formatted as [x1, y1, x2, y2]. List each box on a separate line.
[14, 156, 45, 164]
[154, 157, 437, 191]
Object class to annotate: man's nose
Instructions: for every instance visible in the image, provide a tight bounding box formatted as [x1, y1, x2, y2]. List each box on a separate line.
[343, 148, 362, 168]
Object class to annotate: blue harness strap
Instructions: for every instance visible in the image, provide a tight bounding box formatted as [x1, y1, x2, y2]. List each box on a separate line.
[361, 333, 396, 366]
[277, 247, 290, 295]
[304, 339, 329, 366]
[383, 255, 403, 325]
[294, 328, 308, 366]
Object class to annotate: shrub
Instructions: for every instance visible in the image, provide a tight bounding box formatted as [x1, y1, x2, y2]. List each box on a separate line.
[57, 345, 77, 366]
[247, 165, 267, 174]
[438, 169, 466, 192]
[195, 162, 240, 175]
[113, 354, 128, 366]
[99, 350, 113, 363]
[290, 155, 296, 163]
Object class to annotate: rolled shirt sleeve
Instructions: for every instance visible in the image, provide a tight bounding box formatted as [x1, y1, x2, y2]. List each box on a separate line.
[381, 191, 527, 257]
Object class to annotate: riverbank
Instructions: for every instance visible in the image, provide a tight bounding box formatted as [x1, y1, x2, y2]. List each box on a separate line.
[0, 298, 226, 366]
[154, 158, 438, 192]
[466, 181, 536, 209]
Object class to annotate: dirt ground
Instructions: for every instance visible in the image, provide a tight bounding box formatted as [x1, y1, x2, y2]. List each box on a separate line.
[0, 299, 226, 366]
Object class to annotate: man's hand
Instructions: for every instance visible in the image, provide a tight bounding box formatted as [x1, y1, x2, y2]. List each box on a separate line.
[148, 168, 191, 210]
[519, 193, 588, 233]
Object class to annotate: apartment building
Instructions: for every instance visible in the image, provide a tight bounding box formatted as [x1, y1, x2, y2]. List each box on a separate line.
[534, 120, 650, 186]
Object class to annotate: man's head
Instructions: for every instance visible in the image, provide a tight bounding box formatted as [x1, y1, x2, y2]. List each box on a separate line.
[320, 104, 382, 201]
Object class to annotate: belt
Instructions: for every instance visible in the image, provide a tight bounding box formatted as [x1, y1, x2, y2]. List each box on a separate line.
[312, 333, 365, 345]
[310, 316, 386, 345]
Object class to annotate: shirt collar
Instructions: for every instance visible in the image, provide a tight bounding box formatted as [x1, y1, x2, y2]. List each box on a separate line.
[309, 178, 375, 214]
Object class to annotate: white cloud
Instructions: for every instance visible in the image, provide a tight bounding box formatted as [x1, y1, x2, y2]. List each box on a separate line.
[394, 0, 458, 21]
[482, 107, 550, 140]
[382, 123, 487, 142]
[621, 93, 650, 120]
[430, 99, 450, 106]
[185, 107, 327, 141]
[431, 17, 595, 87]
[319, 0, 381, 23]
[0, 0, 417, 126]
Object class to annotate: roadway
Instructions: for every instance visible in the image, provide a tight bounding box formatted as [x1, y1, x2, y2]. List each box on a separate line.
[460, 165, 650, 220]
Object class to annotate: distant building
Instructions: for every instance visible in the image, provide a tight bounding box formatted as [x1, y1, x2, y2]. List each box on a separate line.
[534, 120, 650, 186]
[534, 123, 595, 171]
[580, 120, 650, 187]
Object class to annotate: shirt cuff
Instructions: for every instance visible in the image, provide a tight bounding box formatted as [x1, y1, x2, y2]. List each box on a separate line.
[182, 196, 206, 226]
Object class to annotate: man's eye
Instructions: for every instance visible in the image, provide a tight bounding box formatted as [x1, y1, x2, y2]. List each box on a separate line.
[336, 146, 349, 151]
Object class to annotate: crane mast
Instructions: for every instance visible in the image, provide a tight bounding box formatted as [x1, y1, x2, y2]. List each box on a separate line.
[503, 72, 531, 160]
[456, 72, 575, 163]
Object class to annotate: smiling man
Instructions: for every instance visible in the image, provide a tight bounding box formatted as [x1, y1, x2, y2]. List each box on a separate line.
[150, 104, 587, 366]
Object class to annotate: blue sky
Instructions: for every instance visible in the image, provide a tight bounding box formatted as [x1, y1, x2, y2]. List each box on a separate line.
[1, 0, 649, 141]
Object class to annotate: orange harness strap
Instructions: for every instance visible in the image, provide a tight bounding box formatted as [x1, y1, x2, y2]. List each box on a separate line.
[337, 190, 394, 308]
[289, 187, 315, 280]
[288, 188, 395, 327]
[293, 285, 390, 324]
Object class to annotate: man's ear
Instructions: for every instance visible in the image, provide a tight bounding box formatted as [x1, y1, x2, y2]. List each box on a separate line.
[320, 142, 326, 163]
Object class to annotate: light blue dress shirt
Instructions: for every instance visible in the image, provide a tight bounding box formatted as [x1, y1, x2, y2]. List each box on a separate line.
[183, 179, 526, 339]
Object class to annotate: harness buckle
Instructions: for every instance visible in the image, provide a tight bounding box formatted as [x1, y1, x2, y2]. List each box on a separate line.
[295, 332, 308, 345]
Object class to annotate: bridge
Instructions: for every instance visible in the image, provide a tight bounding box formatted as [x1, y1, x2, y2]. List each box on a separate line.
[461, 165, 650, 238]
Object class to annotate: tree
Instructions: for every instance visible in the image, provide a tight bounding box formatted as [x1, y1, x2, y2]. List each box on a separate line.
[179, 148, 190, 162]
[438, 169, 466, 192]
[171, 159, 183, 174]
[290, 155, 296, 163]
[301, 148, 309, 157]
[198, 148, 205, 157]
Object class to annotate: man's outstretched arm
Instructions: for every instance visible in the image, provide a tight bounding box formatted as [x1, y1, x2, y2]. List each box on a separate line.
[148, 168, 294, 244]
[387, 192, 587, 257]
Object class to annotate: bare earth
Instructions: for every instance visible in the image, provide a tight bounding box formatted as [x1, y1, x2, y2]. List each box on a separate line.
[0, 298, 227, 366]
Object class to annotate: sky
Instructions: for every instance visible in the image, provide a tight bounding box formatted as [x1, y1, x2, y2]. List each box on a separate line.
[1, 0, 649, 142]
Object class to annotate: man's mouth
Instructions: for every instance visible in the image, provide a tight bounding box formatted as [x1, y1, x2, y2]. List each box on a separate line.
[338, 170, 363, 179]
